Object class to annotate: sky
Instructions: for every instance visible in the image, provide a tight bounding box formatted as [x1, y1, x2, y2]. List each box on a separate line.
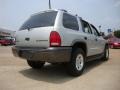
[0, 0, 120, 34]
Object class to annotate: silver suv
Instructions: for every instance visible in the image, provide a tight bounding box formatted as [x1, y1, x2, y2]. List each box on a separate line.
[12, 9, 109, 76]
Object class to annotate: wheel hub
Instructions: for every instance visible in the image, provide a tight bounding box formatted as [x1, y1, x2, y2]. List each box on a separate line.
[106, 49, 109, 58]
[76, 54, 84, 71]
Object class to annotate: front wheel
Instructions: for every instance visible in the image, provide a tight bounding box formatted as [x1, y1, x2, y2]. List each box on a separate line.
[102, 46, 109, 61]
[67, 48, 85, 76]
[27, 60, 45, 69]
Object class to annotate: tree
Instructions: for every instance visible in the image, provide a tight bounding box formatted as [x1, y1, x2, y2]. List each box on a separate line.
[114, 30, 120, 38]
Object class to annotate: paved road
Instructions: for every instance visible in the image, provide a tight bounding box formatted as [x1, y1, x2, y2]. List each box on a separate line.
[0, 46, 120, 90]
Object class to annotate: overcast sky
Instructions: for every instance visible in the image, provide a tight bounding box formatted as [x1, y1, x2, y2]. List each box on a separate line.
[0, 0, 120, 33]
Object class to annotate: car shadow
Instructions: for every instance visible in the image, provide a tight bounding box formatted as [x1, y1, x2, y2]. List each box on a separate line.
[19, 63, 75, 84]
[19, 60, 105, 84]
[84, 59, 104, 74]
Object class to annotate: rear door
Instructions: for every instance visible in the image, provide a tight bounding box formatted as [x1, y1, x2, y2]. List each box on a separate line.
[16, 11, 57, 47]
[16, 27, 53, 47]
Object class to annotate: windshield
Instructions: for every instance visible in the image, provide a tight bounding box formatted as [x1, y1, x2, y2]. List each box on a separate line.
[20, 11, 57, 30]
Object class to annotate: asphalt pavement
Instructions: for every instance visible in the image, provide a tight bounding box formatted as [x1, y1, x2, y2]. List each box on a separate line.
[0, 46, 120, 90]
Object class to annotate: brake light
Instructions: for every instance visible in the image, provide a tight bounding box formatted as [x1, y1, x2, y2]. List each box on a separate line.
[114, 42, 118, 45]
[50, 31, 61, 47]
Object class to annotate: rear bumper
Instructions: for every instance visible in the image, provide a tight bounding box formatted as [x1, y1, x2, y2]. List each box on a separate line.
[12, 46, 72, 62]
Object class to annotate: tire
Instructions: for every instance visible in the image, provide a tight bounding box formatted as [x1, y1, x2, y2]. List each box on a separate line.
[27, 60, 45, 69]
[67, 48, 85, 76]
[102, 46, 109, 61]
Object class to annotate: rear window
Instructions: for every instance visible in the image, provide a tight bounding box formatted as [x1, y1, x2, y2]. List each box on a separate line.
[63, 13, 79, 30]
[20, 11, 57, 30]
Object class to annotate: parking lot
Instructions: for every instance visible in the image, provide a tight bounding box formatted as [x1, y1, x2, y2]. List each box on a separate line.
[0, 46, 120, 90]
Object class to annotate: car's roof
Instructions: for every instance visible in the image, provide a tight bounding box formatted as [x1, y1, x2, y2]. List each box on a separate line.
[30, 9, 91, 26]
[31, 9, 78, 17]
[32, 9, 63, 16]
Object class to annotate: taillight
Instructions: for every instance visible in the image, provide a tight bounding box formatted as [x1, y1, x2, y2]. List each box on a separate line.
[50, 31, 61, 47]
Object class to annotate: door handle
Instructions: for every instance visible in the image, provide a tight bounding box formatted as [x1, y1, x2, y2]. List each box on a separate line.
[84, 37, 87, 40]
[25, 37, 30, 41]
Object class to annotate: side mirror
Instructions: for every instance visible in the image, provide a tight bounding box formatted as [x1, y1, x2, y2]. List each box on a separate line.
[100, 32, 105, 36]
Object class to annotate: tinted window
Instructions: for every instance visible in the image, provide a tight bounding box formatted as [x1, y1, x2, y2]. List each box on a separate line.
[81, 20, 92, 34]
[63, 13, 79, 30]
[20, 11, 57, 30]
[91, 24, 100, 36]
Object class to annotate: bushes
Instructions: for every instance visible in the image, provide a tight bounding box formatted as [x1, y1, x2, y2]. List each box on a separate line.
[114, 30, 120, 38]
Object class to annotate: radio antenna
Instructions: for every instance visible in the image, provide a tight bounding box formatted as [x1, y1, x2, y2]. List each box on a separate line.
[49, 0, 52, 9]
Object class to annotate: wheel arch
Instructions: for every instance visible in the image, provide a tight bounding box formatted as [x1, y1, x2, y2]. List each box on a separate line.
[72, 41, 87, 56]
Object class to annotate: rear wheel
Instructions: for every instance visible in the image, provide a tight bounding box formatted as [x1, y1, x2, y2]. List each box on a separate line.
[67, 48, 85, 76]
[27, 60, 45, 69]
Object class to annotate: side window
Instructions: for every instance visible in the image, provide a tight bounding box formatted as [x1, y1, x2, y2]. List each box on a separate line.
[91, 24, 100, 36]
[63, 13, 79, 30]
[81, 20, 92, 34]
